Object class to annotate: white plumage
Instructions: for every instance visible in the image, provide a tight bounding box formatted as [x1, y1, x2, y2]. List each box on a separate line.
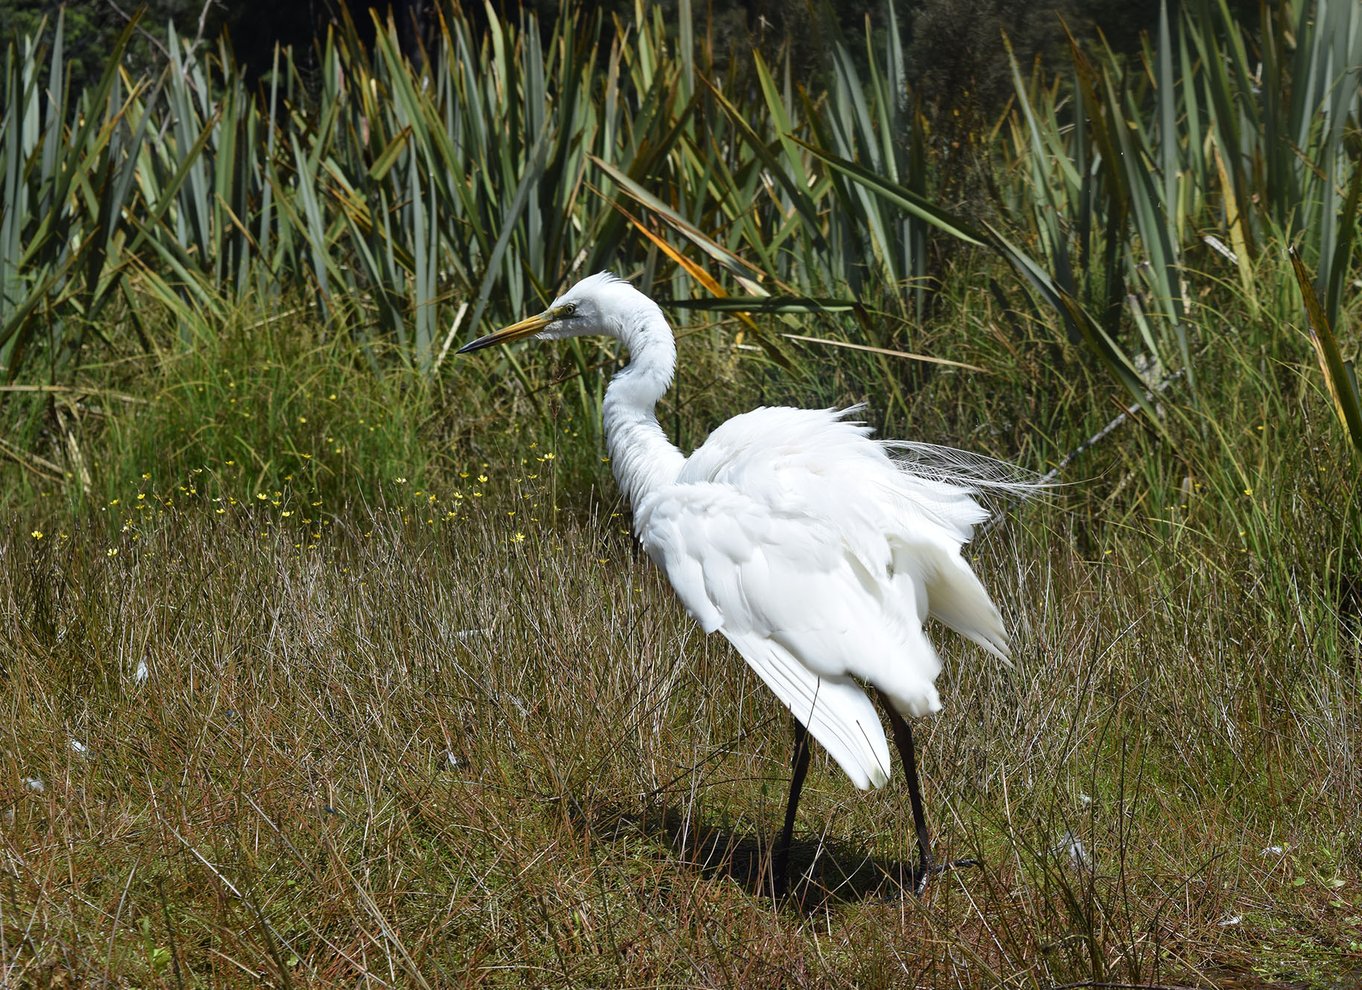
[637, 402, 1012, 786]
[460, 271, 1017, 890]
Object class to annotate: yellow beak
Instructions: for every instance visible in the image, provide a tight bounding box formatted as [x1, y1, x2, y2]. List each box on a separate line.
[457, 308, 560, 354]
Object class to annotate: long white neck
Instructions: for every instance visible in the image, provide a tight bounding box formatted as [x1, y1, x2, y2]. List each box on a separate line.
[601, 301, 685, 506]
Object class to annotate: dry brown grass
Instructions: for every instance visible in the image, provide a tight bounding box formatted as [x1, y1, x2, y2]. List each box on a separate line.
[2, 452, 1358, 988]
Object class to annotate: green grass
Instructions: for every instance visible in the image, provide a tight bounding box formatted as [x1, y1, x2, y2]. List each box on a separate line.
[3, 263, 1360, 987]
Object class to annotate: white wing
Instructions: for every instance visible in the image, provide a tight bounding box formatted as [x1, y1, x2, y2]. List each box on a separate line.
[637, 484, 898, 787]
[634, 406, 1010, 791]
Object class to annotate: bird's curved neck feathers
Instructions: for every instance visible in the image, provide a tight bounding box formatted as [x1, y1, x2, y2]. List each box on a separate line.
[601, 298, 685, 506]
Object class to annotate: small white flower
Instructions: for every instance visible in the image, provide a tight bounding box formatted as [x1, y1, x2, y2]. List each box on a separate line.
[1218, 915, 1242, 927]
[1056, 830, 1090, 869]
[24, 777, 44, 793]
[1261, 845, 1285, 857]
[133, 660, 149, 684]
[70, 739, 88, 756]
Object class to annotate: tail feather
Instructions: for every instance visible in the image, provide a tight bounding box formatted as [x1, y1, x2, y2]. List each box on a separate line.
[725, 630, 892, 790]
[925, 553, 1011, 665]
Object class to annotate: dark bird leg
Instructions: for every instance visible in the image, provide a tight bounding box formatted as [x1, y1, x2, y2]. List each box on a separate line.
[877, 690, 978, 894]
[771, 717, 811, 898]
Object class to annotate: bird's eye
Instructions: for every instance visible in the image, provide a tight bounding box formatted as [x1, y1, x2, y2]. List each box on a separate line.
[562, 303, 578, 318]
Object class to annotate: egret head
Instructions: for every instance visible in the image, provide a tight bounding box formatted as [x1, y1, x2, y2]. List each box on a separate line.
[458, 272, 655, 353]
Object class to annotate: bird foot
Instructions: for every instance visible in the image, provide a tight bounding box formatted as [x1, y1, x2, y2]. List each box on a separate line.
[910, 856, 979, 896]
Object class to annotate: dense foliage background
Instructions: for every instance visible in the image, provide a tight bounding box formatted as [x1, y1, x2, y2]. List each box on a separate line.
[5, 0, 1266, 122]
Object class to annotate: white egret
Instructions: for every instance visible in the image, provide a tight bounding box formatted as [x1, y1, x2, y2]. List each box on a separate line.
[460, 272, 1018, 896]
